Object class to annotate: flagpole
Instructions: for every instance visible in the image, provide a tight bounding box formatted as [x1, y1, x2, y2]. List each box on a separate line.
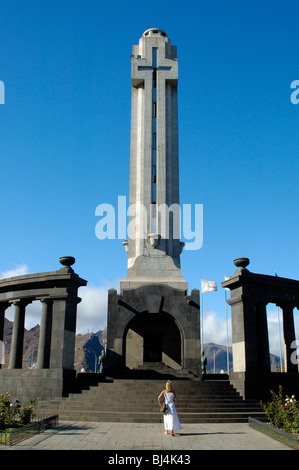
[275, 271, 283, 371]
[200, 276, 203, 353]
[200, 278, 217, 355]
[225, 289, 229, 375]
[277, 306, 283, 371]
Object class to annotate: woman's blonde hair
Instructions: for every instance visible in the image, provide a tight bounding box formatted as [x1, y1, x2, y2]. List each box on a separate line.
[165, 381, 172, 392]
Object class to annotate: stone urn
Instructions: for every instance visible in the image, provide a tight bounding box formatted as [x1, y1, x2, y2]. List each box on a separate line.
[233, 257, 250, 272]
[59, 256, 75, 271]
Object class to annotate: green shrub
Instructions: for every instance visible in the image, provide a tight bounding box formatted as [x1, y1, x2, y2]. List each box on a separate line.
[0, 393, 37, 430]
[0, 393, 15, 430]
[19, 397, 37, 425]
[263, 385, 299, 436]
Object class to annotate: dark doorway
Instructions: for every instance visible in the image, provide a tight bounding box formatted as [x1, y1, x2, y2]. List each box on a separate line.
[143, 332, 163, 362]
[124, 312, 181, 369]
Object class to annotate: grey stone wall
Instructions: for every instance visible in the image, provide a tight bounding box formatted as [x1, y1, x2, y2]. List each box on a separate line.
[107, 284, 201, 376]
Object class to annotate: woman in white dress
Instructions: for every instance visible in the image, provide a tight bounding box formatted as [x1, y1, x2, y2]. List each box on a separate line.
[158, 380, 182, 436]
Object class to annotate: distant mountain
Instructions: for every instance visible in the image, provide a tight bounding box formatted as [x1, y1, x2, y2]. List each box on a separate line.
[2, 318, 107, 372]
[75, 329, 107, 372]
[203, 342, 281, 373]
[2, 319, 280, 373]
[203, 342, 232, 374]
[3, 318, 40, 368]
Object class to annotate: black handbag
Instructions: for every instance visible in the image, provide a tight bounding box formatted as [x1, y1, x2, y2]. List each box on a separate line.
[160, 403, 168, 414]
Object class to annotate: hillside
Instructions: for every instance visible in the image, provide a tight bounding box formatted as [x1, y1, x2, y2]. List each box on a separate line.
[203, 342, 280, 373]
[2, 319, 280, 372]
[2, 318, 106, 372]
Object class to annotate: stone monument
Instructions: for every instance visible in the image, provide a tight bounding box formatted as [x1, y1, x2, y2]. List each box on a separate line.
[223, 257, 299, 400]
[106, 29, 201, 375]
[0, 257, 87, 401]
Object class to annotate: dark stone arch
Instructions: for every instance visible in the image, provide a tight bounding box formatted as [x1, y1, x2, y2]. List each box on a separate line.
[107, 285, 201, 375]
[123, 311, 182, 369]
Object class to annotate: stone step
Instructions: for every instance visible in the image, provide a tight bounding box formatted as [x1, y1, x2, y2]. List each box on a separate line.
[42, 394, 247, 406]
[38, 395, 260, 407]
[70, 381, 238, 391]
[67, 392, 242, 400]
[36, 374, 266, 424]
[35, 408, 266, 424]
[80, 382, 236, 389]
[38, 405, 263, 415]
[102, 377, 231, 385]
[39, 397, 249, 408]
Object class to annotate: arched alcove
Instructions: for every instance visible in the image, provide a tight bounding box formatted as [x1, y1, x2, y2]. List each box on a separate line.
[124, 311, 182, 370]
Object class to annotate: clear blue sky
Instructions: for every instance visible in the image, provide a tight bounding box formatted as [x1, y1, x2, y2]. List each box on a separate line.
[0, 1, 298, 349]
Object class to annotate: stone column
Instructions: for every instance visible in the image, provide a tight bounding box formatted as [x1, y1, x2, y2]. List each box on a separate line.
[229, 298, 258, 373]
[37, 299, 53, 369]
[9, 300, 30, 369]
[255, 301, 271, 373]
[280, 303, 297, 373]
[0, 302, 9, 368]
[49, 296, 81, 370]
[106, 288, 124, 370]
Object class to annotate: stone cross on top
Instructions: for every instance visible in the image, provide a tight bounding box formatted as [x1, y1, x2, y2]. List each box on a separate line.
[131, 29, 178, 87]
[137, 47, 172, 71]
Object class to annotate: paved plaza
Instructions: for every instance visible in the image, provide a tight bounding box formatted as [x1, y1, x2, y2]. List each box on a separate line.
[0, 420, 294, 451]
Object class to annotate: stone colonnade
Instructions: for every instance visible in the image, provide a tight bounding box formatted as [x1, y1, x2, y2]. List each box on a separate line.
[222, 258, 299, 400]
[0, 257, 87, 400]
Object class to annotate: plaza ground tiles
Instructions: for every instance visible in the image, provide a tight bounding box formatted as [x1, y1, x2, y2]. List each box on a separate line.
[0, 420, 295, 451]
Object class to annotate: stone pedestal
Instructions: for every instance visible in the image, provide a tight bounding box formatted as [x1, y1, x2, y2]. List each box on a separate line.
[107, 284, 201, 376]
[0, 257, 87, 399]
[222, 258, 299, 400]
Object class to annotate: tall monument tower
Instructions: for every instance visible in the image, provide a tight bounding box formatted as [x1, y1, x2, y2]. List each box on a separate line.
[121, 28, 187, 291]
[107, 29, 201, 375]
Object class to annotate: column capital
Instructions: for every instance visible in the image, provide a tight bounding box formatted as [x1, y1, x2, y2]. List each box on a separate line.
[255, 299, 268, 307]
[10, 299, 32, 307]
[227, 295, 258, 307]
[277, 302, 294, 311]
[39, 298, 54, 304]
[0, 301, 10, 310]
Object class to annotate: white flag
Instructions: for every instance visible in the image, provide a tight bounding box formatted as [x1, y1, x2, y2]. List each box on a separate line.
[201, 279, 217, 293]
[224, 275, 230, 291]
[0, 340, 4, 365]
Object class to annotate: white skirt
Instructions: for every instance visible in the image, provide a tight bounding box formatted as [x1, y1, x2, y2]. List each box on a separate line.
[163, 402, 182, 431]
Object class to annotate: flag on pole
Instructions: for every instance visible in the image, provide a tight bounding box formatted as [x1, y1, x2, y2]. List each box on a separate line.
[201, 279, 217, 293]
[0, 340, 4, 365]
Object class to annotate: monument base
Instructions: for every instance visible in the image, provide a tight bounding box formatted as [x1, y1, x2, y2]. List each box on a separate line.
[0, 368, 76, 402]
[230, 371, 299, 401]
[106, 284, 201, 377]
[121, 254, 188, 292]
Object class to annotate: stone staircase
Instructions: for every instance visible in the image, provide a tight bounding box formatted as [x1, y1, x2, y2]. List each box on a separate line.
[36, 366, 266, 423]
